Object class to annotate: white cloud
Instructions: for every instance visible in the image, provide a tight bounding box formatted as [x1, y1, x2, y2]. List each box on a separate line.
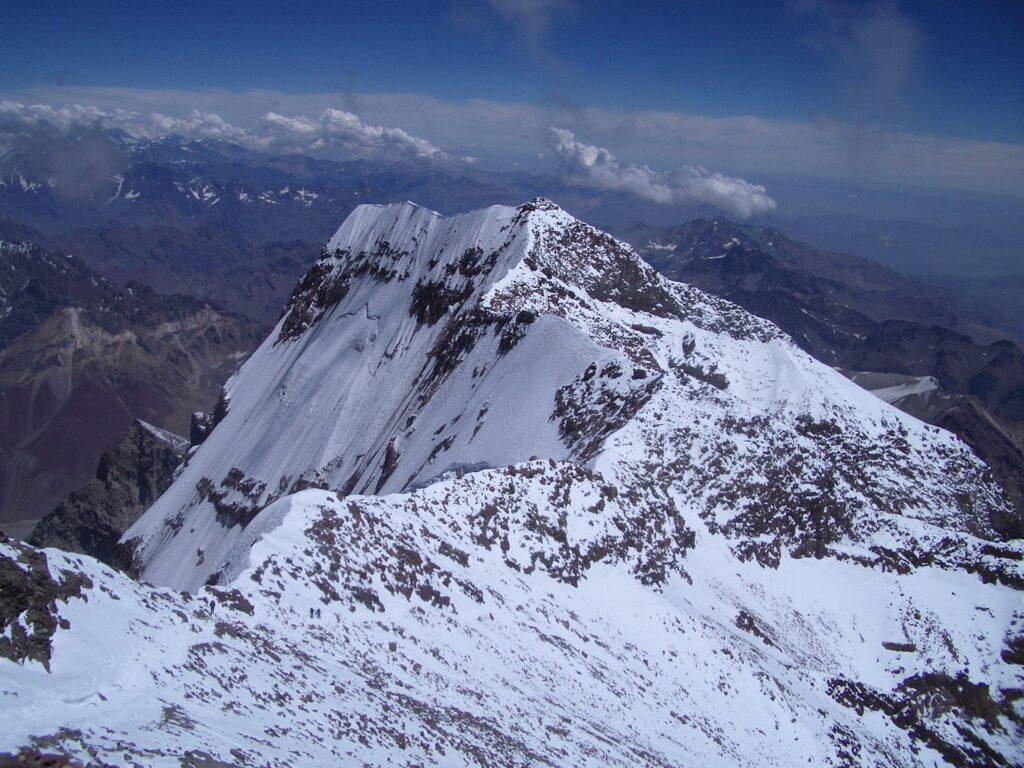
[149, 110, 263, 146]
[544, 127, 777, 218]
[261, 108, 443, 159]
[3, 87, 1023, 199]
[0, 100, 131, 132]
[0, 99, 446, 162]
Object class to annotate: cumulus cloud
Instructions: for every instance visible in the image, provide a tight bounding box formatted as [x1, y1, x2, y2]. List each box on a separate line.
[0, 101, 160, 153]
[0, 100, 107, 130]
[0, 99, 446, 162]
[544, 127, 777, 218]
[149, 110, 263, 146]
[261, 108, 443, 159]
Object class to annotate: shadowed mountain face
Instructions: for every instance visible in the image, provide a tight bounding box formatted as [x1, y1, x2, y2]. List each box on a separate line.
[0, 237, 262, 537]
[54, 226, 316, 326]
[28, 420, 186, 564]
[627, 218, 1024, 536]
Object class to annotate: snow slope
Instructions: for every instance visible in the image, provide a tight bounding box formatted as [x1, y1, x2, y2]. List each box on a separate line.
[2, 199, 1021, 766]
[123, 199, 1013, 592]
[3, 472, 1022, 766]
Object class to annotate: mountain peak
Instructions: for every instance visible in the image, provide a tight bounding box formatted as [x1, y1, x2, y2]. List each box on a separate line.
[122, 199, 1014, 597]
[518, 196, 562, 213]
[283, 199, 688, 347]
[10, 198, 1019, 766]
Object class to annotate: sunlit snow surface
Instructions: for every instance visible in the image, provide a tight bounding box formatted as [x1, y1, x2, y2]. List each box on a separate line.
[2, 200, 1021, 766]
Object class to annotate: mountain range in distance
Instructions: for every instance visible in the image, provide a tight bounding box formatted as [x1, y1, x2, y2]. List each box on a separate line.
[4, 128, 1023, 330]
[2, 130, 1024, 548]
[0, 230, 261, 538]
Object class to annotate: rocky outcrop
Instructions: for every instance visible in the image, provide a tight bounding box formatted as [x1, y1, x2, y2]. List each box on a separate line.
[870, 380, 1024, 540]
[28, 421, 186, 564]
[630, 218, 1024, 537]
[0, 533, 91, 671]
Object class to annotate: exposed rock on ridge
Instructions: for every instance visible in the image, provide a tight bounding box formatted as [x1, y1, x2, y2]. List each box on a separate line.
[28, 421, 186, 564]
[631, 218, 1024, 538]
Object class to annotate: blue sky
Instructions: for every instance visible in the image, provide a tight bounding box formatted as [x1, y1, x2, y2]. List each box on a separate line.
[4, 0, 1021, 143]
[1, 0, 1022, 214]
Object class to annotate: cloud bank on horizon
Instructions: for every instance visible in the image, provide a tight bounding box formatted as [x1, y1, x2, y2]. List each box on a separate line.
[544, 127, 776, 219]
[0, 95, 779, 217]
[2, 86, 1023, 210]
[0, 100, 447, 162]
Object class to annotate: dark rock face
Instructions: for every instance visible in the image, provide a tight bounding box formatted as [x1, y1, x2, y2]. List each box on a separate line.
[188, 389, 230, 448]
[277, 239, 413, 343]
[552, 361, 661, 462]
[196, 467, 269, 529]
[28, 422, 186, 564]
[0, 749, 97, 767]
[109, 536, 143, 581]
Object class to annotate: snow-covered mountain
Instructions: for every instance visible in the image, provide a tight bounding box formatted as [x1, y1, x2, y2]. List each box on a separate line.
[2, 200, 1022, 766]
[625, 217, 1024, 538]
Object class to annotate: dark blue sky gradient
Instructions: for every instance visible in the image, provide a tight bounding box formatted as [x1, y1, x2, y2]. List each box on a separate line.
[3, 0, 1021, 142]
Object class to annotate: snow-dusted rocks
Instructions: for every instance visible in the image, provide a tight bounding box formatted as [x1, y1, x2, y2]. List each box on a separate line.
[1, 200, 1022, 766]
[122, 199, 1015, 592]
